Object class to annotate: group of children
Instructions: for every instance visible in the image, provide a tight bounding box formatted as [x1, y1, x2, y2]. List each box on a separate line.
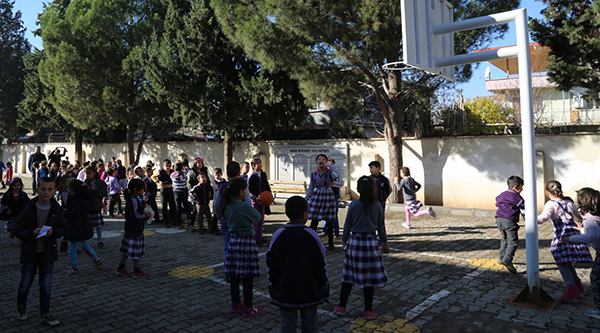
[495, 176, 600, 319]
[22, 151, 600, 329]
[220, 156, 392, 330]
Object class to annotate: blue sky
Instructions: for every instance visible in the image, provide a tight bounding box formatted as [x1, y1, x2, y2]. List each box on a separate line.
[16, 0, 547, 101]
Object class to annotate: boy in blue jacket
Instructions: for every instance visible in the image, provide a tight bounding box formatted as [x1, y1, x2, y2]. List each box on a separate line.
[266, 196, 329, 332]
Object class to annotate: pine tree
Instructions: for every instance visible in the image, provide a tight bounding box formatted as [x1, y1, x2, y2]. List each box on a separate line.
[145, 0, 307, 163]
[530, 1, 600, 99]
[210, 0, 521, 203]
[0, 0, 31, 139]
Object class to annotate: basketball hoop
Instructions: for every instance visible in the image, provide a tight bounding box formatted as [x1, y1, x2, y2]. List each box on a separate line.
[382, 61, 408, 71]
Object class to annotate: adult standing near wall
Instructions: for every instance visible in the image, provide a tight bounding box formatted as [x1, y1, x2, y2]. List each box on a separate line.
[48, 147, 67, 169]
[27, 146, 47, 193]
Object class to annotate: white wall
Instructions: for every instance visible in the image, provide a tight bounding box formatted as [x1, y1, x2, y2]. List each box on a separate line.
[4, 133, 599, 210]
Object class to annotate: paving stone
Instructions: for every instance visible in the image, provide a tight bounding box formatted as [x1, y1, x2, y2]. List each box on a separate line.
[2, 177, 599, 332]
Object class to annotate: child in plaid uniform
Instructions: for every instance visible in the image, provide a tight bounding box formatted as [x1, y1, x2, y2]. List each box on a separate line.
[221, 177, 262, 318]
[115, 179, 152, 278]
[306, 154, 342, 250]
[537, 180, 591, 303]
[84, 166, 107, 249]
[0, 178, 30, 239]
[394, 166, 435, 229]
[563, 188, 600, 319]
[334, 176, 389, 320]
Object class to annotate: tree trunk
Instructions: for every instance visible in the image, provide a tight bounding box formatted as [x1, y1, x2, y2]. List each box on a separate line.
[223, 134, 233, 166]
[386, 71, 404, 204]
[126, 124, 135, 167]
[135, 136, 146, 166]
[74, 129, 83, 163]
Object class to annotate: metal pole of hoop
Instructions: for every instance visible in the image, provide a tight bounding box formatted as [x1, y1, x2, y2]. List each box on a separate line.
[400, 0, 552, 307]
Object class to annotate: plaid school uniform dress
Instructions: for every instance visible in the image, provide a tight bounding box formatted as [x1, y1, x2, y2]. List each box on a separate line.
[308, 169, 337, 221]
[225, 233, 260, 278]
[89, 212, 104, 228]
[342, 233, 388, 288]
[120, 234, 145, 259]
[550, 200, 592, 264]
[119, 196, 148, 259]
[405, 199, 423, 214]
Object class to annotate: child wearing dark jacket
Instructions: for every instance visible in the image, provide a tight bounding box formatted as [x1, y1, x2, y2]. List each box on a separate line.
[115, 179, 152, 278]
[266, 196, 329, 332]
[495, 175, 525, 274]
[189, 172, 214, 233]
[61, 179, 102, 275]
[15, 177, 65, 326]
[1, 178, 30, 239]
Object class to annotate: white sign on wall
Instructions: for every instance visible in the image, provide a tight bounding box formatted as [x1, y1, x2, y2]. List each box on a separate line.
[274, 143, 348, 184]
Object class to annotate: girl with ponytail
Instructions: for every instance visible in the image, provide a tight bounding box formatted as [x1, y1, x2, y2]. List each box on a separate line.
[563, 188, 600, 319]
[334, 176, 389, 320]
[221, 177, 262, 318]
[537, 180, 592, 303]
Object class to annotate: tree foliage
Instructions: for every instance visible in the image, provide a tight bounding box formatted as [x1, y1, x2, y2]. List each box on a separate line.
[18, 49, 70, 135]
[0, 0, 31, 139]
[210, 0, 520, 203]
[531, 1, 600, 100]
[145, 0, 307, 143]
[38, 0, 176, 164]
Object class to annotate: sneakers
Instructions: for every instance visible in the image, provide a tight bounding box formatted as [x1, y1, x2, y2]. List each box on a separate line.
[62, 267, 79, 275]
[97, 242, 106, 249]
[333, 306, 346, 315]
[428, 207, 436, 218]
[576, 279, 585, 293]
[189, 226, 196, 232]
[242, 305, 260, 318]
[560, 286, 582, 303]
[115, 268, 132, 277]
[501, 261, 517, 274]
[230, 302, 244, 313]
[40, 314, 60, 327]
[364, 310, 374, 320]
[584, 308, 600, 319]
[402, 222, 411, 229]
[94, 258, 103, 268]
[17, 304, 27, 320]
[132, 271, 150, 278]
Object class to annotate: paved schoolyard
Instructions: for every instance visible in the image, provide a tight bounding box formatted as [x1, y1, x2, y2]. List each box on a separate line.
[1, 187, 600, 332]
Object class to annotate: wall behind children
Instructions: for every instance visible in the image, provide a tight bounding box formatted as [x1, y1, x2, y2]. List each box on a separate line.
[3, 133, 599, 210]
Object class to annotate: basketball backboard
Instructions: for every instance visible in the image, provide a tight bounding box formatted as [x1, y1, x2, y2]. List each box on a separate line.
[401, 0, 454, 81]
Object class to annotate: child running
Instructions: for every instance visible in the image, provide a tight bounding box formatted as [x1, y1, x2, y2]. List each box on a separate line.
[221, 177, 261, 318]
[334, 176, 389, 319]
[537, 180, 592, 302]
[394, 166, 435, 229]
[115, 179, 152, 278]
[62, 179, 103, 275]
[563, 188, 600, 318]
[1, 178, 30, 240]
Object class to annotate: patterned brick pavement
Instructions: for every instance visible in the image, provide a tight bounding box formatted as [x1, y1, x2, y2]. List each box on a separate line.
[1, 183, 600, 332]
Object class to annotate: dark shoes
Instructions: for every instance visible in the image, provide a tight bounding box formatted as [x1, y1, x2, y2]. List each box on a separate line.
[40, 314, 60, 326]
[501, 261, 517, 274]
